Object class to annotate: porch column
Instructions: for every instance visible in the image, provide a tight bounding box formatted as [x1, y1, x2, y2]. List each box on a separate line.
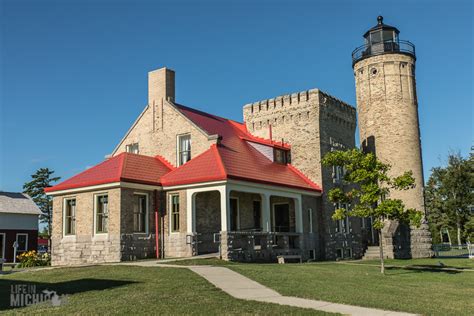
[218, 186, 229, 232]
[186, 191, 197, 233]
[261, 193, 271, 232]
[295, 196, 303, 233]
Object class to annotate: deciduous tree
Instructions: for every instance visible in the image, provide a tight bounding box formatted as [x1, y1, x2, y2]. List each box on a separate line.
[322, 149, 423, 273]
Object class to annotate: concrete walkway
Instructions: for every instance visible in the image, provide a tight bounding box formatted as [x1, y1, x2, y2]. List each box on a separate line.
[188, 266, 416, 316]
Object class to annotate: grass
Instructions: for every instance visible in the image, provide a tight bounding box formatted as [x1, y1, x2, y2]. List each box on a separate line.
[227, 258, 474, 315]
[0, 265, 329, 315]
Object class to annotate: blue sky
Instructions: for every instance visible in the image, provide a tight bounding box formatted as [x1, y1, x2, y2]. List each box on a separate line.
[1, 0, 472, 191]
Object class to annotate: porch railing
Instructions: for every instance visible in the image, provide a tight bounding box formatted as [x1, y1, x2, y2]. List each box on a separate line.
[221, 231, 304, 262]
[432, 244, 471, 258]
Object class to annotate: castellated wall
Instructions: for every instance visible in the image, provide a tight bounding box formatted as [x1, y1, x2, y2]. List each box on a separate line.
[354, 53, 431, 258]
[243, 89, 362, 259]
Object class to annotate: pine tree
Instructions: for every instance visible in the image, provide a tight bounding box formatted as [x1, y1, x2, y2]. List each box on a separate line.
[23, 168, 60, 237]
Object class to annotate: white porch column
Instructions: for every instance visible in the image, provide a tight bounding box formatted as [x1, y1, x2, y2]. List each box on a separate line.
[186, 191, 197, 234]
[218, 186, 229, 232]
[261, 193, 271, 232]
[295, 196, 303, 233]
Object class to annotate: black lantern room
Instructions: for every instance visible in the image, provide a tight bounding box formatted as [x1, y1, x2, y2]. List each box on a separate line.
[352, 16, 415, 66]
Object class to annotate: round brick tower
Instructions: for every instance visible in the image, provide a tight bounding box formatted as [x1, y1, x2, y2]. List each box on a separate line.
[352, 16, 431, 258]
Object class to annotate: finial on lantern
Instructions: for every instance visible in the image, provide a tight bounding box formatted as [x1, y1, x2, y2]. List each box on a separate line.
[377, 15, 383, 25]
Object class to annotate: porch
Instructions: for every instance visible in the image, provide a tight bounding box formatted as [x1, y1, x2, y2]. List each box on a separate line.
[184, 181, 320, 262]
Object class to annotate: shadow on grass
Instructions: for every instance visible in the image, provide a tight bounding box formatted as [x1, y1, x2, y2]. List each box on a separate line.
[386, 265, 463, 274]
[0, 278, 137, 311]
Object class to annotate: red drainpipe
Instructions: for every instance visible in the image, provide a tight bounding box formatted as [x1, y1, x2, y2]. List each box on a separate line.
[154, 190, 160, 259]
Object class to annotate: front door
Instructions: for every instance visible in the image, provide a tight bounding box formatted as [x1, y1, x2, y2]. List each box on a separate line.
[273, 203, 290, 232]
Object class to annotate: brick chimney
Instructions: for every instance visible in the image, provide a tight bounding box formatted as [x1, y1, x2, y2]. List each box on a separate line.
[148, 67, 175, 105]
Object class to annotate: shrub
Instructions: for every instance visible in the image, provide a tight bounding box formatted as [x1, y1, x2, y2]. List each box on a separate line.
[17, 250, 50, 268]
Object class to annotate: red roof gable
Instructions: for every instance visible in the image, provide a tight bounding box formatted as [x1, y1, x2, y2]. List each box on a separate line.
[45, 153, 173, 193]
[162, 104, 322, 192]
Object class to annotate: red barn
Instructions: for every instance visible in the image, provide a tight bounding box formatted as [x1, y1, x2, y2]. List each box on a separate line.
[0, 192, 41, 262]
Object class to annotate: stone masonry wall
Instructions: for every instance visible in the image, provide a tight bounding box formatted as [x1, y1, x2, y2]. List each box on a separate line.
[354, 53, 432, 258]
[51, 188, 121, 266]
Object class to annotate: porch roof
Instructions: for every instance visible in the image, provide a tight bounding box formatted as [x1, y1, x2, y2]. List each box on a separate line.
[45, 152, 173, 193]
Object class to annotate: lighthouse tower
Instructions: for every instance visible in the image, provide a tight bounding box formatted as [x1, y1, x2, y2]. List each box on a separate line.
[352, 16, 431, 258]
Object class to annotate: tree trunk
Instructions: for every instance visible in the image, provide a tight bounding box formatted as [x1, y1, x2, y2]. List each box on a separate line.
[379, 229, 385, 274]
[457, 217, 462, 249]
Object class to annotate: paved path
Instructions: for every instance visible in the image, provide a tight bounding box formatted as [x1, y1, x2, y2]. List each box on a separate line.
[187, 265, 416, 316]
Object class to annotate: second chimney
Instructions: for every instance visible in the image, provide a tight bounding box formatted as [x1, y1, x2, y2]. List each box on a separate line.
[148, 67, 175, 105]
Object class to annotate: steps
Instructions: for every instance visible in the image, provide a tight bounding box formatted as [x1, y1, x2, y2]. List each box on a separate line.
[362, 246, 382, 260]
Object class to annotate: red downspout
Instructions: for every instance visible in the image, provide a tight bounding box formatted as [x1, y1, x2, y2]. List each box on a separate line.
[154, 190, 160, 259]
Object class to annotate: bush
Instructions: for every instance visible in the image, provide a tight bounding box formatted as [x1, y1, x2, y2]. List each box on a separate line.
[17, 250, 50, 268]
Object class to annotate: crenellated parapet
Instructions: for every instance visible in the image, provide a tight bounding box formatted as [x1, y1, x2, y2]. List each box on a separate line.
[243, 88, 356, 134]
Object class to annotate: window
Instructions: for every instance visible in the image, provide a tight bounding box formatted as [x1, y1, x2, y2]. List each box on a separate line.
[178, 134, 191, 166]
[95, 195, 109, 233]
[0, 233, 5, 259]
[336, 248, 343, 259]
[274, 148, 290, 164]
[335, 203, 350, 234]
[344, 248, 353, 259]
[126, 143, 139, 154]
[361, 217, 366, 229]
[16, 234, 28, 252]
[133, 194, 147, 233]
[170, 194, 180, 232]
[333, 165, 344, 182]
[64, 198, 76, 235]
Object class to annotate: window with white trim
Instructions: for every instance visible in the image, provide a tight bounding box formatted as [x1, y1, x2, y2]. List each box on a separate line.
[335, 203, 350, 234]
[177, 134, 191, 166]
[333, 165, 344, 181]
[95, 195, 109, 233]
[16, 234, 28, 251]
[170, 194, 180, 232]
[126, 143, 139, 154]
[133, 194, 147, 233]
[64, 198, 76, 235]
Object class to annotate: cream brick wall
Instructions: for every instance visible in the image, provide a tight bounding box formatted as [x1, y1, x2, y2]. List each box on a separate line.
[354, 53, 432, 258]
[112, 100, 215, 166]
[51, 188, 121, 266]
[354, 54, 424, 211]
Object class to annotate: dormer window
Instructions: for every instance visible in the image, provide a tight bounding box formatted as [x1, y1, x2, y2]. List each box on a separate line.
[274, 148, 290, 164]
[126, 143, 139, 154]
[178, 134, 191, 166]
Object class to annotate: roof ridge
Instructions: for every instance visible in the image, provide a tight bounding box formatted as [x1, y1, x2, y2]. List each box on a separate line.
[212, 144, 227, 178]
[175, 103, 230, 122]
[287, 164, 322, 192]
[119, 152, 128, 179]
[154, 155, 176, 171]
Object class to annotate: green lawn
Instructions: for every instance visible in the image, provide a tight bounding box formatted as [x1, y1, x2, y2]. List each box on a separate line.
[228, 259, 474, 315]
[0, 266, 328, 315]
[354, 258, 474, 269]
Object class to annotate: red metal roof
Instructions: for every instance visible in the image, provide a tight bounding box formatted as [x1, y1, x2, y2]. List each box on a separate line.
[161, 105, 321, 192]
[45, 152, 173, 193]
[46, 104, 321, 194]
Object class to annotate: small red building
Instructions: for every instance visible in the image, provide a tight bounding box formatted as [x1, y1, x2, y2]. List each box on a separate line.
[0, 192, 41, 262]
